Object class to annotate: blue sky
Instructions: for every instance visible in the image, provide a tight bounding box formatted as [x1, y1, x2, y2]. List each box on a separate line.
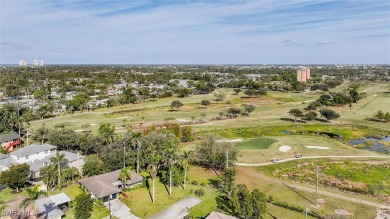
[1, 0, 389, 64]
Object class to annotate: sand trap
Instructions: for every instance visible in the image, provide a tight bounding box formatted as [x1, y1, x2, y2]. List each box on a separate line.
[373, 95, 378, 97]
[90, 124, 96, 126]
[217, 139, 243, 143]
[306, 146, 332, 150]
[75, 129, 84, 132]
[117, 116, 129, 119]
[177, 119, 191, 122]
[279, 145, 292, 152]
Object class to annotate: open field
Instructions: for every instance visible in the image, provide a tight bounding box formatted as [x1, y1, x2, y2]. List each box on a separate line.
[237, 136, 382, 163]
[28, 84, 390, 134]
[236, 166, 379, 219]
[235, 137, 277, 149]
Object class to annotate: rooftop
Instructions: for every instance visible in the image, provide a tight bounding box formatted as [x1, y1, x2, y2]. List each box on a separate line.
[0, 131, 19, 143]
[10, 144, 57, 157]
[79, 169, 143, 198]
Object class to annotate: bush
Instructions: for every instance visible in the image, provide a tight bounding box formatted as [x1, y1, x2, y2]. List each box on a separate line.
[195, 188, 205, 197]
[191, 180, 198, 185]
[200, 181, 206, 187]
[201, 100, 211, 106]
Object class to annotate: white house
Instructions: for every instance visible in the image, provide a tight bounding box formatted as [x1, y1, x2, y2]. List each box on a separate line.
[10, 144, 57, 164]
[6, 144, 84, 180]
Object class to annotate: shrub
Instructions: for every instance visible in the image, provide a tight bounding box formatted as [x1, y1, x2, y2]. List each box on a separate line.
[195, 188, 205, 197]
[191, 180, 198, 185]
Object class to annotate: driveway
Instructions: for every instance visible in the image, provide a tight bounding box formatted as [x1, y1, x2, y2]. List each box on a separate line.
[148, 197, 202, 219]
[103, 199, 140, 219]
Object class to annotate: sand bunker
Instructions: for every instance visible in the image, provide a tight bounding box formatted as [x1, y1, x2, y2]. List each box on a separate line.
[74, 130, 84, 132]
[90, 124, 96, 126]
[217, 139, 243, 143]
[279, 145, 292, 152]
[306, 146, 332, 150]
[177, 119, 191, 122]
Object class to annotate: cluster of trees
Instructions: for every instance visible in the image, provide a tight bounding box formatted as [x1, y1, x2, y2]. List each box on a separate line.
[0, 163, 30, 192]
[218, 167, 267, 218]
[373, 110, 390, 122]
[288, 108, 340, 122]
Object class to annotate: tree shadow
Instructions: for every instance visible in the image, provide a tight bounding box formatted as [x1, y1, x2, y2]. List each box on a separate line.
[215, 195, 234, 215]
[314, 118, 328, 123]
[279, 118, 306, 123]
[145, 177, 153, 202]
[208, 179, 219, 190]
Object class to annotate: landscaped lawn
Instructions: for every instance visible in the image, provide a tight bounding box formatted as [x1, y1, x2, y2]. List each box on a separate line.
[235, 137, 277, 149]
[0, 187, 27, 202]
[121, 166, 219, 218]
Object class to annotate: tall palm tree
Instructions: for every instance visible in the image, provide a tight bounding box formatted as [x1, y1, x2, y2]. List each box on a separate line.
[19, 185, 47, 209]
[181, 151, 193, 189]
[98, 123, 116, 156]
[132, 132, 142, 174]
[119, 167, 131, 189]
[49, 152, 68, 188]
[163, 145, 177, 196]
[148, 164, 157, 204]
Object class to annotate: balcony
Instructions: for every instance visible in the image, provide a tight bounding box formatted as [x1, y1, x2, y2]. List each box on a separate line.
[5, 140, 22, 151]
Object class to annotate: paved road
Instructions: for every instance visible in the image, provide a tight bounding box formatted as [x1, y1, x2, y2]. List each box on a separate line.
[236, 166, 389, 209]
[103, 199, 140, 219]
[235, 155, 390, 166]
[148, 197, 202, 219]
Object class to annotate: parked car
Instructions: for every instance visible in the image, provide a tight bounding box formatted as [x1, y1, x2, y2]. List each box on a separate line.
[271, 158, 279, 163]
[295, 154, 302, 158]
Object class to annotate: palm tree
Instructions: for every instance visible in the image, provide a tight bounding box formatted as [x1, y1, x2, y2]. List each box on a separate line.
[132, 132, 142, 174]
[163, 145, 177, 196]
[19, 185, 47, 209]
[181, 151, 193, 189]
[98, 123, 116, 154]
[49, 152, 68, 188]
[119, 167, 131, 189]
[148, 164, 157, 204]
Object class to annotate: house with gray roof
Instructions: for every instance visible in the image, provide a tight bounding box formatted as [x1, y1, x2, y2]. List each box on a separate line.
[79, 169, 143, 203]
[35, 192, 71, 219]
[0, 131, 21, 151]
[2, 144, 85, 180]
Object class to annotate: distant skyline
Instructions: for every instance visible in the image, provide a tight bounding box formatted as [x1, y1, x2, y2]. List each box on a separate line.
[1, 0, 389, 65]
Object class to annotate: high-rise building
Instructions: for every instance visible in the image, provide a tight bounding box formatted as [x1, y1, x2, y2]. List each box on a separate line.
[38, 60, 44, 66]
[18, 60, 27, 66]
[297, 68, 311, 83]
[33, 60, 39, 66]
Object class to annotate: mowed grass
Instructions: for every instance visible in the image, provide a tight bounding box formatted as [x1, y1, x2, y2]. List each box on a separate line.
[0, 187, 27, 202]
[236, 135, 380, 164]
[235, 138, 277, 149]
[28, 84, 390, 137]
[236, 166, 378, 219]
[122, 166, 219, 218]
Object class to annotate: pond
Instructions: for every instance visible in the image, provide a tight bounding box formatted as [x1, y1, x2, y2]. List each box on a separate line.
[349, 136, 390, 154]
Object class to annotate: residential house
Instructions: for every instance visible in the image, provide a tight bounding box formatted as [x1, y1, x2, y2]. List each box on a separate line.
[79, 169, 143, 203]
[0, 131, 22, 151]
[35, 193, 71, 219]
[2, 144, 84, 180]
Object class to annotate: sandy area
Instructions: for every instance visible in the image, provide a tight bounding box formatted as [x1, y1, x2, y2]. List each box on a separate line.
[217, 139, 243, 142]
[90, 124, 96, 126]
[117, 116, 129, 119]
[74, 129, 84, 132]
[177, 119, 191, 122]
[279, 145, 292, 152]
[306, 146, 332, 150]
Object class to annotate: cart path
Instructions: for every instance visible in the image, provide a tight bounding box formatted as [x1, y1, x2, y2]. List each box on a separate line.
[236, 166, 389, 209]
[235, 155, 390, 166]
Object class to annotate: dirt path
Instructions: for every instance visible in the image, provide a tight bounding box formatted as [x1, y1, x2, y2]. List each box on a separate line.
[235, 155, 390, 166]
[236, 166, 389, 209]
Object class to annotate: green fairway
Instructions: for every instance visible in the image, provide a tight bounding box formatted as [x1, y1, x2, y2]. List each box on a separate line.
[235, 137, 277, 149]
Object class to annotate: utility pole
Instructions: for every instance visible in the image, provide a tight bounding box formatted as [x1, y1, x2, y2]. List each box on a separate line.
[305, 200, 308, 219]
[226, 149, 229, 168]
[316, 166, 319, 206]
[26, 129, 29, 145]
[123, 142, 126, 168]
[136, 142, 140, 174]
